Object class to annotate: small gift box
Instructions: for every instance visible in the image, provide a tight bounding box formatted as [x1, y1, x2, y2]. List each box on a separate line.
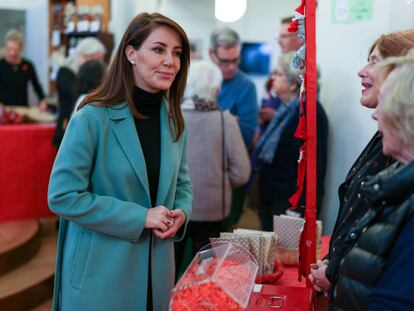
[273, 215, 323, 265]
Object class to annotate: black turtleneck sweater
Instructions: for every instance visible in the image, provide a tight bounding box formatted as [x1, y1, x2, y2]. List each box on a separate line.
[133, 86, 162, 207]
[133, 87, 162, 311]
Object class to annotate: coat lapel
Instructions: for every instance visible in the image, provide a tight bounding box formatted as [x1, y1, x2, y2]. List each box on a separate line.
[156, 100, 177, 206]
[110, 103, 151, 205]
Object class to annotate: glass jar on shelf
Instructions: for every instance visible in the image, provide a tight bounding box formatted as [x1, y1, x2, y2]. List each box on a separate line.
[77, 5, 90, 33]
[90, 5, 104, 33]
[64, 2, 77, 34]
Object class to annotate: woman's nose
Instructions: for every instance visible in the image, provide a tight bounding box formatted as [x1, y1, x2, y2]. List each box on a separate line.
[163, 53, 174, 66]
[357, 65, 368, 78]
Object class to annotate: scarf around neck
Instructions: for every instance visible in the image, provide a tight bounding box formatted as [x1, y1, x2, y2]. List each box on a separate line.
[256, 96, 300, 164]
[182, 95, 220, 111]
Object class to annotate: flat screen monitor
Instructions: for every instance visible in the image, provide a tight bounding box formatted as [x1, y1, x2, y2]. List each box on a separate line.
[239, 42, 271, 76]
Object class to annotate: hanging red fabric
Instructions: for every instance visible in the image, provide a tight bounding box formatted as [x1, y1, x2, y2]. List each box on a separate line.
[286, 0, 317, 286]
[300, 0, 317, 287]
[288, 91, 306, 209]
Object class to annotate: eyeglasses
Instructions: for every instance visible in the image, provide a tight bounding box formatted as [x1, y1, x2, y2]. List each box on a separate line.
[212, 52, 240, 67]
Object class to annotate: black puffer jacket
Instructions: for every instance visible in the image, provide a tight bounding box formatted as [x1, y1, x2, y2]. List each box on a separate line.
[333, 161, 414, 310]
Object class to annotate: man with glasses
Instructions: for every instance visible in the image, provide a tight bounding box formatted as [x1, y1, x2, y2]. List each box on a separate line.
[209, 27, 258, 146]
[209, 27, 258, 229]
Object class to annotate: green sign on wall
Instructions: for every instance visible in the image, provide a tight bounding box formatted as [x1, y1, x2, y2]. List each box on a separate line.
[332, 0, 374, 23]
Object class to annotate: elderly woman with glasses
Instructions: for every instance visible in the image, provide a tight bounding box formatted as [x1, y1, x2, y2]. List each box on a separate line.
[255, 52, 328, 230]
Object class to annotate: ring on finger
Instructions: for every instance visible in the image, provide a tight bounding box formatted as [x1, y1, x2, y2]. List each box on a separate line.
[167, 217, 174, 226]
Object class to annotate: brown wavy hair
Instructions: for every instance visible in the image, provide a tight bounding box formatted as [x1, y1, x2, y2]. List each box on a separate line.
[369, 29, 414, 59]
[80, 12, 190, 141]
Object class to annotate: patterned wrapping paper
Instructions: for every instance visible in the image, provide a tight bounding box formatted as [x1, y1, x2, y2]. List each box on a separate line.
[273, 215, 323, 248]
[273, 215, 323, 265]
[233, 229, 277, 275]
[220, 233, 265, 274]
[214, 230, 277, 275]
[210, 236, 254, 259]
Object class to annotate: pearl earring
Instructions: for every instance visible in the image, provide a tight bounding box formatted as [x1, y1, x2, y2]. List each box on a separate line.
[130, 60, 136, 65]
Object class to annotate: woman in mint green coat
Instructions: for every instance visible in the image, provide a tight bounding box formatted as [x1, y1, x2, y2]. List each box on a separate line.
[48, 13, 192, 311]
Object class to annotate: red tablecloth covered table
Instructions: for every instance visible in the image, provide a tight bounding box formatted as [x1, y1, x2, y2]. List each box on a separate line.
[0, 124, 57, 221]
[247, 236, 330, 310]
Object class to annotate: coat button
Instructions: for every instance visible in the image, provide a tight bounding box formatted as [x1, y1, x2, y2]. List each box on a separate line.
[374, 184, 380, 191]
[350, 232, 357, 239]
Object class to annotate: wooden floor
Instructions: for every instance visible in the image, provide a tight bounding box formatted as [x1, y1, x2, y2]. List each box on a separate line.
[237, 206, 261, 230]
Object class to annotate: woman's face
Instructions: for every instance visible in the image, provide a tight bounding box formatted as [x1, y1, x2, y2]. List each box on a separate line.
[357, 45, 384, 109]
[126, 26, 182, 93]
[4, 40, 22, 64]
[373, 69, 403, 158]
[271, 67, 295, 98]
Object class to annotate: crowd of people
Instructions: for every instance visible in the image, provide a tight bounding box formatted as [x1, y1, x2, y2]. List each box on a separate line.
[1, 9, 413, 311]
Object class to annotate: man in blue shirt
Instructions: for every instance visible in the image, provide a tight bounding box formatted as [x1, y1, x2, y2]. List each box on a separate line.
[209, 27, 258, 228]
[209, 27, 258, 147]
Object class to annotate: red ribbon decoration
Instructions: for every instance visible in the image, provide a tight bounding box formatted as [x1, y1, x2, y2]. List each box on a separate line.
[287, 0, 317, 287]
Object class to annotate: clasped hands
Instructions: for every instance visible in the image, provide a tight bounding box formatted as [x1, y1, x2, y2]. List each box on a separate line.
[308, 259, 331, 297]
[144, 206, 186, 239]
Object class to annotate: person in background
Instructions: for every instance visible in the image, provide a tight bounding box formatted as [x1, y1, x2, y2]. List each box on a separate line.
[256, 52, 328, 230]
[209, 26, 258, 229]
[52, 37, 106, 147]
[277, 16, 304, 54]
[71, 59, 107, 115]
[48, 13, 192, 311]
[257, 69, 281, 135]
[175, 60, 250, 273]
[334, 50, 414, 311]
[257, 16, 305, 134]
[308, 29, 414, 309]
[0, 29, 46, 110]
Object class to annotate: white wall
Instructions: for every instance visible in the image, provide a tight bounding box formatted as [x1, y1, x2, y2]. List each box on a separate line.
[26, 0, 48, 100]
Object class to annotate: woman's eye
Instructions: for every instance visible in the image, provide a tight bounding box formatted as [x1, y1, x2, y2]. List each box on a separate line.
[174, 51, 182, 57]
[153, 47, 163, 53]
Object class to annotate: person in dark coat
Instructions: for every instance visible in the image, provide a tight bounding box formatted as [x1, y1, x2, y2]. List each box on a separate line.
[256, 52, 328, 230]
[334, 49, 414, 311]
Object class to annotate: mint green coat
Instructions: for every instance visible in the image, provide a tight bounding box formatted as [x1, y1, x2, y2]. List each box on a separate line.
[48, 102, 192, 311]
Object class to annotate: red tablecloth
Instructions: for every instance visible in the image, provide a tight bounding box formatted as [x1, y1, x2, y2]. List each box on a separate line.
[247, 236, 330, 310]
[0, 124, 57, 221]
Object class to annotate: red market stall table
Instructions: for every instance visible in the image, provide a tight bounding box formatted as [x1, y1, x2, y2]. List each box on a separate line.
[0, 123, 57, 221]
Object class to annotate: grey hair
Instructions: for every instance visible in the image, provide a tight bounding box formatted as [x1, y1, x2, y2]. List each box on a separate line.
[379, 49, 414, 144]
[75, 37, 106, 58]
[277, 52, 303, 87]
[184, 60, 223, 102]
[210, 27, 240, 50]
[4, 29, 24, 46]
